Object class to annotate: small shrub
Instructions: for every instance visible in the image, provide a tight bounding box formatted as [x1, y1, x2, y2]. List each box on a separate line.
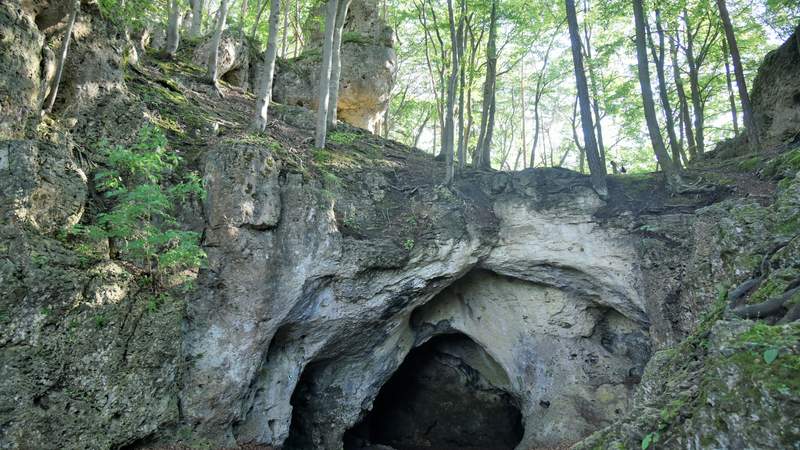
[73, 125, 206, 288]
[313, 148, 334, 163]
[94, 315, 108, 329]
[328, 130, 359, 146]
[641, 431, 659, 449]
[321, 170, 341, 188]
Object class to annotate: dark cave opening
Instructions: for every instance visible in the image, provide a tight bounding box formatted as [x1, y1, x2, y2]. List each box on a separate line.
[343, 334, 524, 450]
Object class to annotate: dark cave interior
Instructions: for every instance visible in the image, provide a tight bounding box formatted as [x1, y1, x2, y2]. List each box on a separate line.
[342, 333, 524, 450]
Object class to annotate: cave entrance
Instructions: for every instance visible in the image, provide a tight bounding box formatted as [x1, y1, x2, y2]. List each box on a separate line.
[344, 333, 524, 450]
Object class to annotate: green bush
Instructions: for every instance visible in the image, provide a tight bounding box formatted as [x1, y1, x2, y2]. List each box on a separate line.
[74, 125, 206, 286]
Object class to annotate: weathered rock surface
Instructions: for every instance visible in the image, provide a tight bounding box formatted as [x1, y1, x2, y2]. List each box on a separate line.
[272, 0, 396, 133]
[0, 225, 184, 450]
[0, 1, 45, 138]
[751, 28, 800, 148]
[192, 31, 251, 88]
[0, 139, 87, 233]
[181, 145, 708, 450]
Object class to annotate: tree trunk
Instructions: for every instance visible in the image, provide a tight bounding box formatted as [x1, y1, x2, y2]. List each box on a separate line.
[648, 9, 682, 169]
[294, 0, 300, 57]
[582, 0, 606, 169]
[456, 0, 466, 171]
[413, 111, 431, 149]
[529, 24, 560, 168]
[474, 0, 497, 170]
[250, 0, 282, 132]
[566, 0, 606, 196]
[683, 9, 705, 156]
[721, 36, 739, 134]
[43, 0, 79, 114]
[463, 16, 484, 165]
[670, 32, 696, 161]
[717, 0, 759, 149]
[633, 0, 679, 186]
[191, 0, 203, 37]
[570, 95, 585, 173]
[208, 0, 231, 91]
[165, 0, 182, 57]
[281, 0, 290, 57]
[314, 0, 339, 148]
[442, 0, 461, 184]
[250, 0, 268, 41]
[531, 98, 540, 169]
[520, 61, 526, 170]
[327, 0, 351, 129]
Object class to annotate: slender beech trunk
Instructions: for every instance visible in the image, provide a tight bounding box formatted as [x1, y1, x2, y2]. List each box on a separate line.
[570, 95, 585, 173]
[463, 17, 484, 165]
[683, 9, 705, 156]
[520, 61, 526, 170]
[413, 112, 431, 149]
[432, 120, 437, 154]
[442, 0, 461, 184]
[566, 0, 606, 196]
[531, 99, 540, 169]
[721, 36, 739, 134]
[294, 0, 300, 56]
[250, 0, 282, 132]
[191, 0, 203, 37]
[165, 0, 182, 57]
[648, 10, 682, 169]
[43, 0, 79, 114]
[250, 0, 268, 41]
[208, 0, 231, 91]
[281, 0, 290, 57]
[717, 0, 759, 149]
[633, 0, 679, 186]
[456, 0, 466, 170]
[314, 0, 339, 148]
[327, 0, 351, 129]
[582, 0, 606, 168]
[474, 0, 497, 169]
[670, 32, 696, 161]
[529, 23, 561, 168]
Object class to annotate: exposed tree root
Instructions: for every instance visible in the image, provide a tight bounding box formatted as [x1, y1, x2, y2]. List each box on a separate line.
[728, 277, 762, 309]
[733, 286, 800, 319]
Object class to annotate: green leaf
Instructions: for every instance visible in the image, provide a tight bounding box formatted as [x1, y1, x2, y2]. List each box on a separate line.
[642, 433, 653, 450]
[763, 348, 779, 364]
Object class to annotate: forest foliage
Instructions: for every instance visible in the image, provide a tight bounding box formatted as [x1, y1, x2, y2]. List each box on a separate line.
[89, 0, 799, 178]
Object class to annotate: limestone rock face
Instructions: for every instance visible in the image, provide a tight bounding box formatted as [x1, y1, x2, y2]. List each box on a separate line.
[0, 1, 45, 138]
[192, 31, 251, 87]
[0, 225, 184, 450]
[751, 29, 800, 148]
[182, 151, 664, 450]
[0, 139, 86, 233]
[272, 0, 396, 133]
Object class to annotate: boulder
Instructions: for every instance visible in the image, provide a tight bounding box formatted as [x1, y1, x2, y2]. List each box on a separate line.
[192, 30, 251, 88]
[272, 0, 396, 133]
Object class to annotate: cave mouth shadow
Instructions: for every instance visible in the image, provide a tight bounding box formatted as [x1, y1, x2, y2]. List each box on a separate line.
[343, 333, 524, 450]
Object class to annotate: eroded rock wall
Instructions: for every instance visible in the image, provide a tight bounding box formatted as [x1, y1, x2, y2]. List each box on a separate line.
[183, 156, 695, 449]
[751, 28, 800, 148]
